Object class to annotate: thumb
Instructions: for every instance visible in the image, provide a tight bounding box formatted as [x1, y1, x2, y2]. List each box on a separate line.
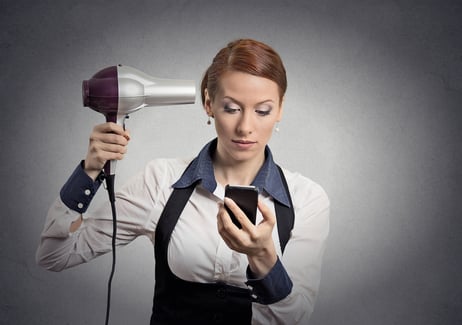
[257, 199, 276, 225]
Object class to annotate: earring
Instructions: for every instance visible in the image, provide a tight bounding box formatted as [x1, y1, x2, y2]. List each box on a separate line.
[207, 113, 214, 125]
[275, 123, 280, 132]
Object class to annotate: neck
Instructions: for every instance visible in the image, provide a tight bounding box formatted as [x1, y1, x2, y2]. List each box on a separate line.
[213, 149, 265, 187]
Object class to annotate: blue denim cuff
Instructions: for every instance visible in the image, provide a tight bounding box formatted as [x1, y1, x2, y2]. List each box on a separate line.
[59, 161, 104, 213]
[245, 257, 293, 304]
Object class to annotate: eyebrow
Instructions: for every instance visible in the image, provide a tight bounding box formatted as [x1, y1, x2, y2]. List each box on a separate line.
[223, 96, 275, 107]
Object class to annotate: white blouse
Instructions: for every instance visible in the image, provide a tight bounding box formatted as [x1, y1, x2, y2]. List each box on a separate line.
[37, 158, 330, 324]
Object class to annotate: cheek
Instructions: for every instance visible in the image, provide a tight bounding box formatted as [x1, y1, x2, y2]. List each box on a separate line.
[213, 117, 233, 135]
[261, 120, 277, 133]
[262, 126, 275, 139]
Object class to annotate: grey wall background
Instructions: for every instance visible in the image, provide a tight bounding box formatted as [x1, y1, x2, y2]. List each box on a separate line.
[1, 0, 461, 324]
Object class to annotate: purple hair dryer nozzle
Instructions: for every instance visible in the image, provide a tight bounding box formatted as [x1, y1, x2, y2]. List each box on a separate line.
[82, 66, 119, 121]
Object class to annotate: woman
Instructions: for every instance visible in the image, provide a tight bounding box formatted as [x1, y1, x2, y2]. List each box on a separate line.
[37, 39, 330, 324]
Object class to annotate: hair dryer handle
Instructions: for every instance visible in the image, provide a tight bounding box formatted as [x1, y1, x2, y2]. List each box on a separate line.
[103, 113, 129, 176]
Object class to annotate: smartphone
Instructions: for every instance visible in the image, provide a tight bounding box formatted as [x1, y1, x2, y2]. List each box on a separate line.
[224, 185, 258, 228]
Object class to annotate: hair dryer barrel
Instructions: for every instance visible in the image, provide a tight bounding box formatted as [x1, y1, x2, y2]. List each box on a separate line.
[117, 65, 195, 111]
[142, 79, 197, 106]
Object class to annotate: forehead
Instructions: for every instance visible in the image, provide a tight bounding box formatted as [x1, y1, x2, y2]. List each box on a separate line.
[217, 71, 280, 102]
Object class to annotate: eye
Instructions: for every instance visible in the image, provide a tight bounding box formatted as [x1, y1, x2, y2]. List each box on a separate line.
[255, 109, 271, 116]
[255, 106, 272, 116]
[223, 103, 241, 114]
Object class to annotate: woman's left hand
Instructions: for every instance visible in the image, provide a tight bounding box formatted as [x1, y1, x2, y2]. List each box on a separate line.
[217, 198, 278, 277]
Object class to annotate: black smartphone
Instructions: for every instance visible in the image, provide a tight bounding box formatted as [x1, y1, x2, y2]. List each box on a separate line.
[224, 185, 258, 228]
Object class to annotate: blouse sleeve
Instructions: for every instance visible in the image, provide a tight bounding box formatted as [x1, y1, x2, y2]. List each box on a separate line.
[36, 159, 176, 272]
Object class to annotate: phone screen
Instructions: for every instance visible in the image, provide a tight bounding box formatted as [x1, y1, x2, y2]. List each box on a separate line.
[224, 185, 258, 228]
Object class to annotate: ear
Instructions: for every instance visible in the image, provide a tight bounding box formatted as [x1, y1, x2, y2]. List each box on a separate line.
[276, 96, 284, 122]
[203, 88, 213, 117]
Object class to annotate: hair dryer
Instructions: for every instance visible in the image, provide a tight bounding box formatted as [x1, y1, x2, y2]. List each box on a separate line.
[82, 64, 196, 325]
[82, 64, 196, 176]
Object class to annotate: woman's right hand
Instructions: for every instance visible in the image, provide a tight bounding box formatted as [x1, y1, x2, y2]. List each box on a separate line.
[84, 122, 131, 180]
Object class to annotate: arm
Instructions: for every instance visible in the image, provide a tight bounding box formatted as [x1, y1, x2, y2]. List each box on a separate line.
[36, 122, 131, 271]
[36, 160, 165, 272]
[218, 179, 330, 324]
[252, 182, 330, 324]
[219, 198, 293, 302]
[66, 122, 131, 232]
[220, 198, 278, 277]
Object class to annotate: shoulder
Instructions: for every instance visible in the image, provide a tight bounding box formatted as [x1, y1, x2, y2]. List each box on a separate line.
[118, 158, 193, 205]
[121, 158, 192, 191]
[279, 166, 330, 213]
[143, 158, 193, 186]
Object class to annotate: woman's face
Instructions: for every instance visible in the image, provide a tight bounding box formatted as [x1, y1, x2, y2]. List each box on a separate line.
[205, 71, 283, 165]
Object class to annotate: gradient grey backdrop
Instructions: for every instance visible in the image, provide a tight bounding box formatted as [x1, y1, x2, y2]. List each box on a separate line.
[1, 0, 461, 324]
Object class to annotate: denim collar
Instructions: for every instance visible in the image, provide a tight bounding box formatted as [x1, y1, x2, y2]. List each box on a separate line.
[173, 138, 290, 207]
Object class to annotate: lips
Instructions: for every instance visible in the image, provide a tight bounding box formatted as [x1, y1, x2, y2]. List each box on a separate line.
[232, 139, 257, 149]
[233, 139, 256, 144]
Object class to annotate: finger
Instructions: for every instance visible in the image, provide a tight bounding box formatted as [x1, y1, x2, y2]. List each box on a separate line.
[96, 142, 128, 156]
[218, 201, 249, 244]
[91, 130, 130, 146]
[217, 219, 241, 252]
[224, 197, 255, 230]
[89, 133, 128, 154]
[257, 199, 276, 226]
[216, 202, 226, 229]
[217, 201, 236, 231]
[99, 133, 130, 146]
[94, 123, 131, 140]
[123, 129, 131, 141]
[86, 141, 128, 169]
[90, 123, 130, 142]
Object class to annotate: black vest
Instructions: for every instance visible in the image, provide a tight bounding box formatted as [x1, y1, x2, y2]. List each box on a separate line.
[150, 166, 294, 324]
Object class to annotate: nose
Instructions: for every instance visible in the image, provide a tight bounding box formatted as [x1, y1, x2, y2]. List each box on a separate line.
[236, 111, 254, 135]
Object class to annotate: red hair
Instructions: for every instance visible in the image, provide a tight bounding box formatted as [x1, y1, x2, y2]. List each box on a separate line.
[201, 39, 287, 105]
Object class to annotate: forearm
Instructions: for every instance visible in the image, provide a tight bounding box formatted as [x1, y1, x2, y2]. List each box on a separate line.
[247, 242, 278, 278]
[36, 162, 108, 271]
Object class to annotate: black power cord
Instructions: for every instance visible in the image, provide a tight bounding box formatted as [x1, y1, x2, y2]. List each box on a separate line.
[103, 117, 128, 324]
[104, 174, 117, 325]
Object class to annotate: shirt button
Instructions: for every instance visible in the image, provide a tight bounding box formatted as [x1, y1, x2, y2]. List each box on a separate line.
[84, 189, 91, 196]
[216, 288, 226, 299]
[77, 203, 84, 209]
[212, 313, 223, 323]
